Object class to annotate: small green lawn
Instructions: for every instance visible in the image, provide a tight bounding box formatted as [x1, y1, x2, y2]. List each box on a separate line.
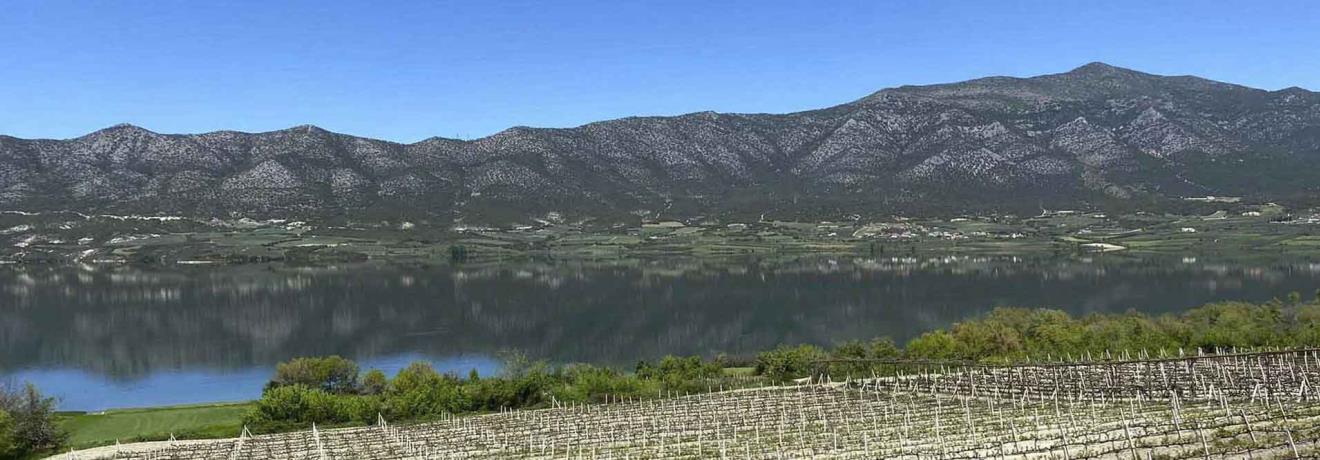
[58, 402, 253, 449]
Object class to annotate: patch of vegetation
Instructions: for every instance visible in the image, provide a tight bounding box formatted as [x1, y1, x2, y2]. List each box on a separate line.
[238, 295, 1320, 434]
[57, 403, 251, 449]
[0, 383, 64, 459]
[755, 294, 1320, 381]
[54, 294, 1320, 450]
[242, 354, 739, 433]
[270, 355, 360, 394]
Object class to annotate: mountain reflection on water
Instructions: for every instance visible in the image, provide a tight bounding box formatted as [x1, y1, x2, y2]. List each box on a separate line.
[2, 256, 1318, 410]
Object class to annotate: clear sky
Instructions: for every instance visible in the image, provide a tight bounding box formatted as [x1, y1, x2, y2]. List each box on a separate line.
[2, 0, 1318, 142]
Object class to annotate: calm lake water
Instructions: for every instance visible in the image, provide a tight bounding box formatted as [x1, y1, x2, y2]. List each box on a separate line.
[3, 256, 1319, 411]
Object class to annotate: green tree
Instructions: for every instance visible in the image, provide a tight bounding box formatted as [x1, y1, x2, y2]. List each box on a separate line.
[390, 362, 442, 395]
[361, 370, 388, 396]
[905, 330, 961, 360]
[0, 383, 66, 455]
[388, 362, 466, 416]
[248, 385, 314, 425]
[868, 337, 901, 359]
[754, 344, 827, 382]
[1181, 302, 1285, 349]
[0, 408, 17, 459]
[465, 366, 553, 410]
[272, 356, 361, 394]
[828, 340, 870, 378]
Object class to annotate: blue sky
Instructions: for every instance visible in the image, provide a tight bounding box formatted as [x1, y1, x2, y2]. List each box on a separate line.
[2, 0, 1317, 142]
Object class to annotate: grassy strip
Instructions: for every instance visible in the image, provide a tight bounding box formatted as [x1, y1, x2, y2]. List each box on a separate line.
[56, 402, 252, 449]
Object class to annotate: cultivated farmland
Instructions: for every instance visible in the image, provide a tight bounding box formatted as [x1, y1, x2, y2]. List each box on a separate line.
[55, 349, 1320, 459]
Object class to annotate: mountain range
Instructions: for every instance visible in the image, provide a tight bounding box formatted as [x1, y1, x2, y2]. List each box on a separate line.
[2, 62, 1317, 224]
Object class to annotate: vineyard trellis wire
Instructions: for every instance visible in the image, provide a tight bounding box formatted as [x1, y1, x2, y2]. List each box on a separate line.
[54, 347, 1320, 459]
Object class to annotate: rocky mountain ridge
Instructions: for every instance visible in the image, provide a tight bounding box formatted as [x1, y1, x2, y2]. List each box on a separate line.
[2, 63, 1317, 224]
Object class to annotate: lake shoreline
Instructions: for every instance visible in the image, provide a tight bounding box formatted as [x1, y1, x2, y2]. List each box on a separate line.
[44, 296, 1320, 454]
[7, 254, 1320, 413]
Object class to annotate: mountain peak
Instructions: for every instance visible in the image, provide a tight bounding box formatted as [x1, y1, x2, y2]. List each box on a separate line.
[106, 123, 151, 132]
[1072, 61, 1121, 71]
[289, 124, 328, 133]
[269, 124, 342, 139]
[85, 123, 156, 138]
[1065, 62, 1145, 77]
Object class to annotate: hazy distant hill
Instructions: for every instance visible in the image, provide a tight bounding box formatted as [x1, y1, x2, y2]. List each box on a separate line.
[2, 63, 1317, 224]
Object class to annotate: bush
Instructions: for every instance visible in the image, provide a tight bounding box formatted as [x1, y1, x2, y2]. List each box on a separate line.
[869, 337, 901, 359]
[246, 385, 315, 426]
[271, 356, 360, 394]
[387, 362, 466, 418]
[900, 301, 1320, 363]
[754, 344, 827, 382]
[301, 388, 351, 424]
[361, 370, 388, 395]
[246, 353, 747, 431]
[0, 382, 65, 456]
[339, 395, 385, 424]
[244, 384, 385, 431]
[905, 330, 961, 360]
[553, 365, 646, 403]
[1294, 303, 1320, 345]
[827, 340, 870, 378]
[0, 408, 16, 459]
[635, 355, 722, 392]
[465, 365, 554, 411]
[1079, 312, 1178, 355]
[389, 362, 442, 395]
[1181, 302, 1286, 349]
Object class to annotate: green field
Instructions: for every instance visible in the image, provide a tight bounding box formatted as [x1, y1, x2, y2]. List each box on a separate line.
[58, 402, 252, 448]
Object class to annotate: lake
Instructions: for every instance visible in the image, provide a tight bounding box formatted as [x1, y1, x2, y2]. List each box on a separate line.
[3, 255, 1318, 411]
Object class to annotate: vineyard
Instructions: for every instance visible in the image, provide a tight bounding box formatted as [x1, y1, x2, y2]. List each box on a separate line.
[56, 349, 1320, 459]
